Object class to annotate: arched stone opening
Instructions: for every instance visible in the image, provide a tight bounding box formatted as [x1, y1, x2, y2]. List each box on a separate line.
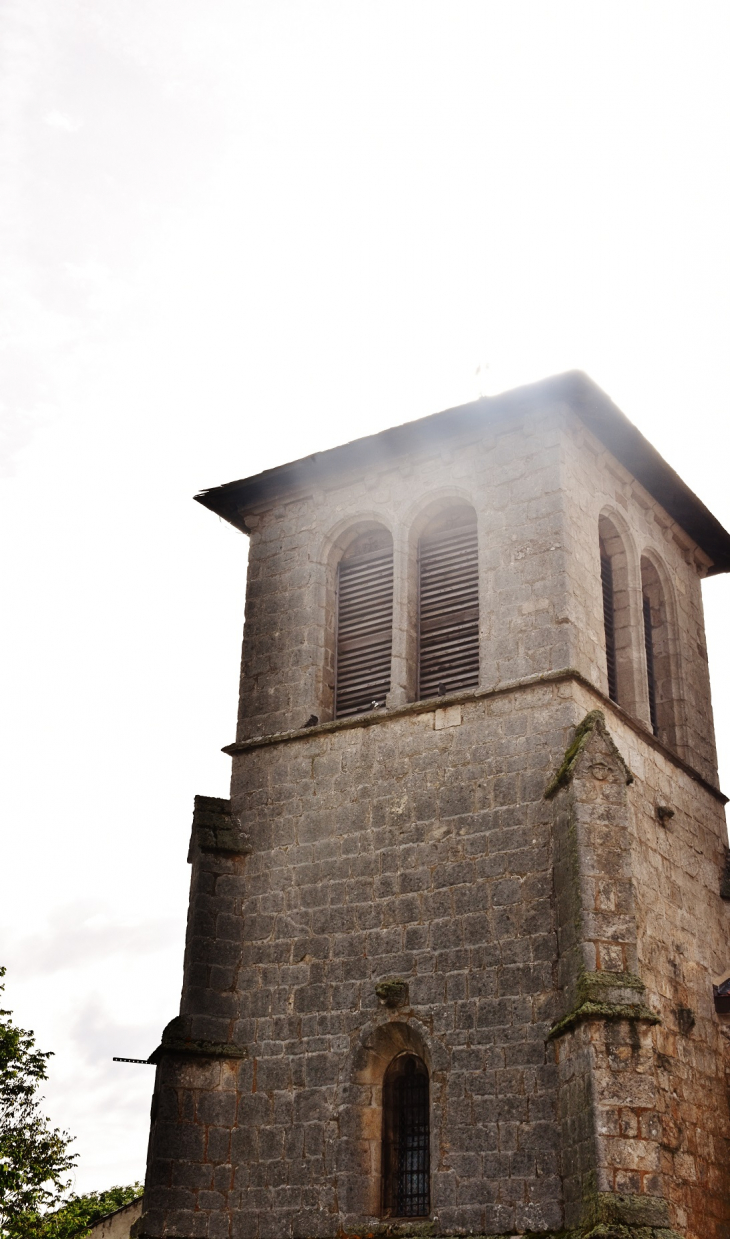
[641, 554, 679, 748]
[343, 1020, 439, 1224]
[381, 1053, 430, 1218]
[416, 504, 479, 700]
[321, 520, 394, 721]
[598, 512, 645, 720]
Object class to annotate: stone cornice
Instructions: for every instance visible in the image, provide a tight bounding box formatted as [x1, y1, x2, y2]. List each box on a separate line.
[224, 667, 728, 805]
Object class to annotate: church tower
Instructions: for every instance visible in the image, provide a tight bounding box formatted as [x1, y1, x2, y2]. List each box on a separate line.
[135, 372, 730, 1239]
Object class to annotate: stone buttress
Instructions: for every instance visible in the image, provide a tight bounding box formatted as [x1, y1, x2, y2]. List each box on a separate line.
[139, 797, 250, 1239]
[546, 710, 679, 1238]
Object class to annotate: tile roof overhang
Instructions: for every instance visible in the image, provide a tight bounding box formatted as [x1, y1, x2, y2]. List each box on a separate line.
[194, 370, 730, 575]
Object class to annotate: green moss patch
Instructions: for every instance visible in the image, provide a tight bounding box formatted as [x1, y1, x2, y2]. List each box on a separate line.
[544, 710, 633, 800]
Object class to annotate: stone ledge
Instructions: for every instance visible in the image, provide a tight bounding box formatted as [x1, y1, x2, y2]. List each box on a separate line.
[548, 1000, 661, 1041]
[147, 1016, 247, 1064]
[133, 1228, 682, 1239]
[147, 1039, 247, 1064]
[588, 1193, 670, 1229]
[223, 668, 727, 805]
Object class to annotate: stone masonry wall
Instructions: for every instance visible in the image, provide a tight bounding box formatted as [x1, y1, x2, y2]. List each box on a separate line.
[235, 398, 719, 781]
[137, 678, 730, 1239]
[225, 685, 575, 1237]
[560, 410, 719, 785]
[569, 681, 730, 1239]
[236, 397, 574, 742]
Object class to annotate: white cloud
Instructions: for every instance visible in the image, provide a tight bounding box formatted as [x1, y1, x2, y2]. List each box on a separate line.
[43, 108, 81, 132]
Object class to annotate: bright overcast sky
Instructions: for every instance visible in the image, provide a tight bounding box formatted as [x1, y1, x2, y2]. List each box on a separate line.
[2, 0, 730, 1196]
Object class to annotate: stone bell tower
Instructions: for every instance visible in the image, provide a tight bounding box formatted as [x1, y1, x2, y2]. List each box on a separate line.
[135, 372, 730, 1239]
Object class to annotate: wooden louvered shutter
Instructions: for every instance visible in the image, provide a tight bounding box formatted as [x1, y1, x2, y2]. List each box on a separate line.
[600, 543, 618, 703]
[418, 511, 479, 700]
[335, 534, 393, 718]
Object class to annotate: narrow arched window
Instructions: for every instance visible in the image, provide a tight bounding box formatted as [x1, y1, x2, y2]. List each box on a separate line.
[641, 556, 677, 746]
[417, 506, 479, 700]
[598, 515, 638, 710]
[382, 1054, 430, 1218]
[335, 528, 393, 718]
[600, 534, 618, 703]
[642, 591, 658, 736]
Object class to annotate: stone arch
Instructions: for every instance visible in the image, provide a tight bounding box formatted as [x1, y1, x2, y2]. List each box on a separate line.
[317, 514, 394, 722]
[640, 548, 683, 751]
[317, 510, 395, 571]
[339, 1019, 445, 1224]
[351, 1017, 441, 1082]
[598, 509, 648, 724]
[402, 487, 480, 550]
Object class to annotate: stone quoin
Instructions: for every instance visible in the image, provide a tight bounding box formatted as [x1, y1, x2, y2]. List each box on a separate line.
[133, 372, 730, 1239]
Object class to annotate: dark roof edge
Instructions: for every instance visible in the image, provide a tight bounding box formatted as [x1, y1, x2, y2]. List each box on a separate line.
[195, 370, 730, 574]
[567, 372, 730, 574]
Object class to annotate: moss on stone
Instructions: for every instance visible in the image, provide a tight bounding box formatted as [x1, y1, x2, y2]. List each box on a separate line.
[374, 977, 409, 1007]
[576, 971, 646, 1002]
[544, 710, 633, 800]
[547, 1000, 660, 1040]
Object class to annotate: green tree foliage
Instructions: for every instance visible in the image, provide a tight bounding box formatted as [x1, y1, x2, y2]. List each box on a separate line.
[0, 967, 77, 1237]
[12, 1185, 143, 1239]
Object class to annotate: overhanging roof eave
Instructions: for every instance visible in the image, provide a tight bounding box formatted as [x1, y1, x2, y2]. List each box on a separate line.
[194, 371, 730, 574]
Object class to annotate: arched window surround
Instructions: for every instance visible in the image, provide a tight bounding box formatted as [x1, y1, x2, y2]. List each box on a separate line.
[598, 510, 649, 726]
[348, 1019, 442, 1222]
[320, 492, 484, 718]
[399, 493, 483, 705]
[640, 548, 684, 754]
[320, 516, 395, 723]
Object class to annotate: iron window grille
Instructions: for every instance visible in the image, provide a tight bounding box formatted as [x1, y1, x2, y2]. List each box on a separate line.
[382, 1054, 430, 1218]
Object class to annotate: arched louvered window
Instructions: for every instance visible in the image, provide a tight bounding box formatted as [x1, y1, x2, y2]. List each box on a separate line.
[335, 528, 393, 718]
[417, 507, 479, 700]
[382, 1054, 430, 1218]
[640, 555, 678, 747]
[600, 534, 618, 703]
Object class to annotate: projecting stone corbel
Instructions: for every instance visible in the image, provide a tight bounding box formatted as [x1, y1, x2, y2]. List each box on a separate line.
[375, 977, 409, 1008]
